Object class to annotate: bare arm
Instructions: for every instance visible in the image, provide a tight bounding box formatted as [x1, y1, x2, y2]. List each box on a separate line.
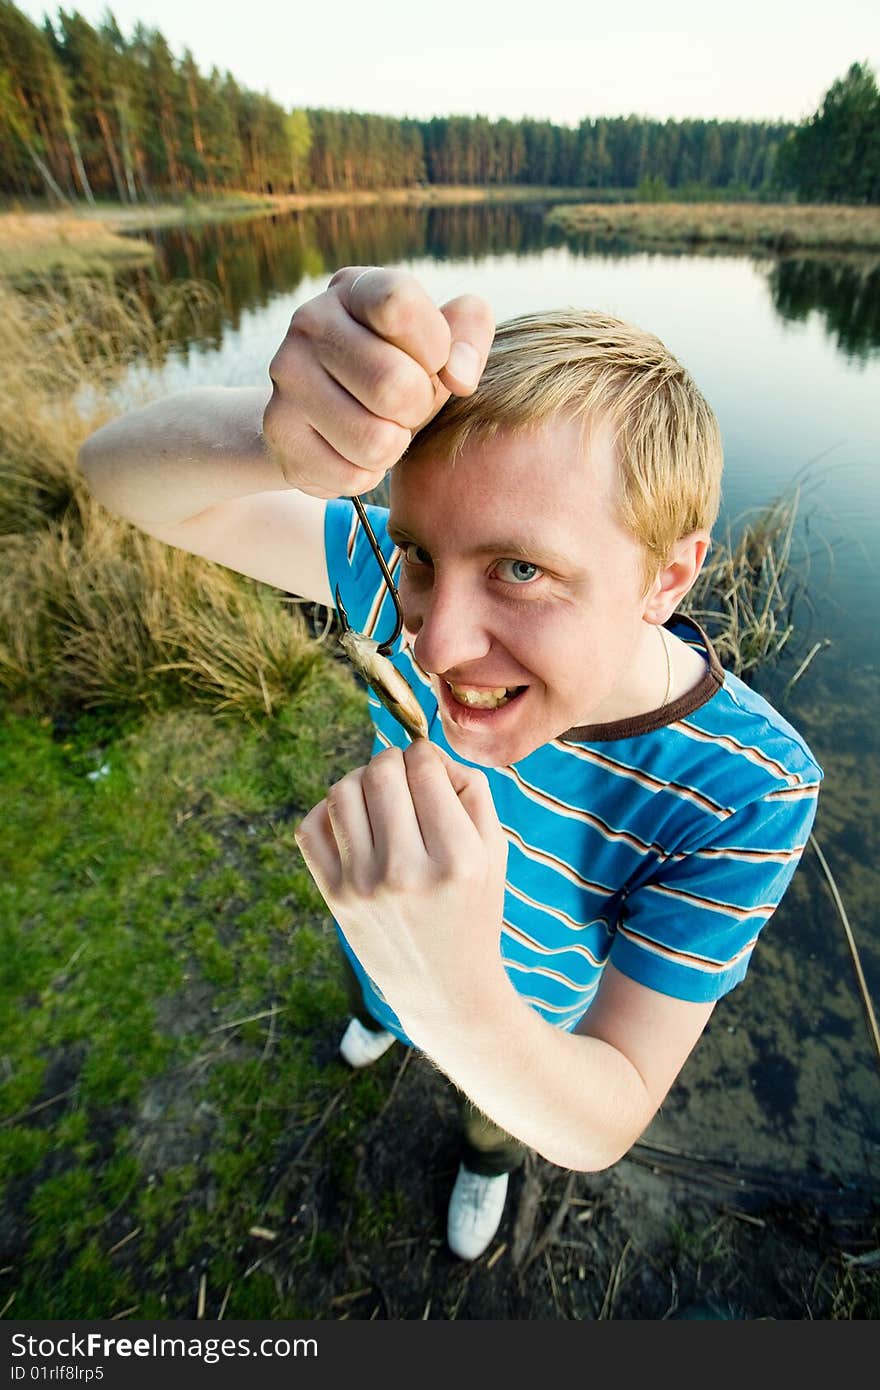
[78, 385, 333, 604]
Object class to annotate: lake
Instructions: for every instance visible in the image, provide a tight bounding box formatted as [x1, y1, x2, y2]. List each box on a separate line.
[118, 202, 880, 1195]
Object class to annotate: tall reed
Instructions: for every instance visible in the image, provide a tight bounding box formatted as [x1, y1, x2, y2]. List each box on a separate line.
[0, 277, 321, 721]
[683, 490, 812, 679]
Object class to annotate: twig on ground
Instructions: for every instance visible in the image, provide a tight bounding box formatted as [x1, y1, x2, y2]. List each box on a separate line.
[517, 1170, 578, 1277]
[107, 1227, 141, 1256]
[544, 1249, 565, 1315]
[363, 1049, 411, 1139]
[329, 1287, 372, 1307]
[209, 1005, 285, 1033]
[720, 1208, 766, 1228]
[2, 1085, 77, 1127]
[447, 1271, 472, 1320]
[259, 1003, 277, 1064]
[259, 1081, 353, 1219]
[598, 1237, 632, 1320]
[284, 1085, 350, 1168]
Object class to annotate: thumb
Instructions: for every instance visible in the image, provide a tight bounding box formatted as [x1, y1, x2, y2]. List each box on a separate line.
[437, 293, 495, 398]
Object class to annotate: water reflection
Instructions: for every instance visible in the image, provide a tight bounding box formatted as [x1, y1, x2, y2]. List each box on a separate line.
[127, 204, 879, 364]
[125, 203, 563, 345]
[767, 256, 880, 360]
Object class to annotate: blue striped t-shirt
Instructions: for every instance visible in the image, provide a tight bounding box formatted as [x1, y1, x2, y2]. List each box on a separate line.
[325, 500, 823, 1042]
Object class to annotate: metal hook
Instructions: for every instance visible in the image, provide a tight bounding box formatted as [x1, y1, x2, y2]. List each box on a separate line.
[335, 495, 404, 657]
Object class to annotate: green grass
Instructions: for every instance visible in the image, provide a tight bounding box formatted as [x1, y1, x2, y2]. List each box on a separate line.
[0, 669, 374, 1318]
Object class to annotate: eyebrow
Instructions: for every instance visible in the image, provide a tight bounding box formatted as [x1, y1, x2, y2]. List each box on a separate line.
[388, 524, 579, 574]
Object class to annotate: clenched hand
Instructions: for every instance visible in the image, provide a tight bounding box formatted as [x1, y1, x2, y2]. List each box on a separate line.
[294, 741, 509, 1038]
[263, 266, 495, 499]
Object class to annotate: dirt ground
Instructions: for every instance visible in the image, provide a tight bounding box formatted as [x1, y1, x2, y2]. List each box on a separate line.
[224, 1038, 878, 1321]
[182, 665, 880, 1320]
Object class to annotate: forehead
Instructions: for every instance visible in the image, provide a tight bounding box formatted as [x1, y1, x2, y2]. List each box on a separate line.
[390, 415, 632, 561]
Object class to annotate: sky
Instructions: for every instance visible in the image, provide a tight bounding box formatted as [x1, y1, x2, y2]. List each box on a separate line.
[14, 0, 880, 126]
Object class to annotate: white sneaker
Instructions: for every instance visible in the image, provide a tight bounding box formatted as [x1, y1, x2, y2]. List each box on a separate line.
[338, 1017, 396, 1068]
[446, 1164, 509, 1261]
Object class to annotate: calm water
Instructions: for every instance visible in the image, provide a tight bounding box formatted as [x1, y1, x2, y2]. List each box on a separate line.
[119, 204, 880, 1186]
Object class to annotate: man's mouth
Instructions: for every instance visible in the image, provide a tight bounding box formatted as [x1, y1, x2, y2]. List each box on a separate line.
[446, 681, 527, 710]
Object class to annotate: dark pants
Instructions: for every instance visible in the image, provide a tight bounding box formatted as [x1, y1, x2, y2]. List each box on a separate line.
[338, 943, 527, 1177]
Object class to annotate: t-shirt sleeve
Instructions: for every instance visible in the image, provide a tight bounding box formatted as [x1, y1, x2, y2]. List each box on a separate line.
[323, 498, 400, 642]
[608, 781, 821, 1003]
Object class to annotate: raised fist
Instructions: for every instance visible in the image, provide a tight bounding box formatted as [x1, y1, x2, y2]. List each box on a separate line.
[262, 266, 495, 498]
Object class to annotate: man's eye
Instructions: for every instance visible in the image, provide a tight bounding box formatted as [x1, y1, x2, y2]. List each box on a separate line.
[403, 542, 432, 567]
[495, 558, 542, 584]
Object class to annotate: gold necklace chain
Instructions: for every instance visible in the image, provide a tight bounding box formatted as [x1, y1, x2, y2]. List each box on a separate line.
[658, 625, 672, 708]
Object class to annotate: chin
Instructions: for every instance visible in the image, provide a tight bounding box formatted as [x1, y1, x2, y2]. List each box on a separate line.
[441, 720, 544, 769]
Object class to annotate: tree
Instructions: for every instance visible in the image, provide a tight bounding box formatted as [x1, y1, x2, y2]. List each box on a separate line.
[776, 62, 880, 203]
[0, 0, 73, 199]
[285, 107, 311, 191]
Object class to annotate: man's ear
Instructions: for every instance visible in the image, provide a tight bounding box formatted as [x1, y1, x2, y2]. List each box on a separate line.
[644, 531, 710, 623]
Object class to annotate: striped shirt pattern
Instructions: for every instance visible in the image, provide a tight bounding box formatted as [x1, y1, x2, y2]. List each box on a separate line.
[325, 500, 823, 1041]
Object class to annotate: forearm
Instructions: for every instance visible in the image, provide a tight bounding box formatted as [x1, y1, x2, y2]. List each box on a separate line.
[404, 973, 653, 1173]
[78, 385, 289, 528]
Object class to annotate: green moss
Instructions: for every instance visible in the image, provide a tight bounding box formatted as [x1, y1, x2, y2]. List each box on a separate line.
[0, 690, 372, 1317]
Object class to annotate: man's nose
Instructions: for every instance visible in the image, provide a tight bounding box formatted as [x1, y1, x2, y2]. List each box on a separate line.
[405, 576, 491, 675]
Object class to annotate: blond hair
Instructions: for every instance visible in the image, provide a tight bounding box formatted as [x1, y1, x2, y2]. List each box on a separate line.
[406, 308, 723, 585]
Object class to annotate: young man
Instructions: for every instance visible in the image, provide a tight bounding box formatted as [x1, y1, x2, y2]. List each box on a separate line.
[78, 265, 822, 1262]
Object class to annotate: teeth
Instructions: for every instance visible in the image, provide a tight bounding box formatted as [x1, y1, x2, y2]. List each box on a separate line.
[448, 683, 515, 709]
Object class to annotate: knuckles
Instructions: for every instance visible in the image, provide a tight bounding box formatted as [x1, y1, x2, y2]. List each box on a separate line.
[353, 413, 410, 471]
[363, 746, 405, 792]
[367, 280, 420, 342]
[287, 295, 326, 342]
[367, 360, 432, 428]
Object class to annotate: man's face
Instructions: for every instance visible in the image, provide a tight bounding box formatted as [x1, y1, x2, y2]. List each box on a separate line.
[388, 415, 663, 767]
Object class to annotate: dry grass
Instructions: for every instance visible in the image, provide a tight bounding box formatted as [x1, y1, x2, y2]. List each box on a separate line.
[0, 213, 155, 281]
[0, 277, 321, 721]
[546, 202, 880, 251]
[682, 489, 813, 679]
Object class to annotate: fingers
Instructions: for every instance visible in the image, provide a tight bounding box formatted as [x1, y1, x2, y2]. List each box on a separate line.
[268, 334, 410, 472]
[437, 294, 496, 397]
[322, 770, 384, 900]
[402, 742, 505, 864]
[297, 744, 503, 902]
[295, 800, 343, 899]
[334, 266, 453, 378]
[265, 267, 495, 497]
[262, 386, 390, 499]
[294, 288, 440, 431]
[357, 747, 432, 876]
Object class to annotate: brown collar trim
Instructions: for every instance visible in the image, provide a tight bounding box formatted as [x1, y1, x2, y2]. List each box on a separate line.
[560, 615, 725, 744]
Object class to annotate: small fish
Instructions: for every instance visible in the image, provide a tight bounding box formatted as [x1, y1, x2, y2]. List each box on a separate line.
[339, 628, 429, 742]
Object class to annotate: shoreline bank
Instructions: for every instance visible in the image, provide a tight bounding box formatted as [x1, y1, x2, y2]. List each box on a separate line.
[546, 200, 880, 251]
[4, 191, 880, 282]
[0, 186, 589, 281]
